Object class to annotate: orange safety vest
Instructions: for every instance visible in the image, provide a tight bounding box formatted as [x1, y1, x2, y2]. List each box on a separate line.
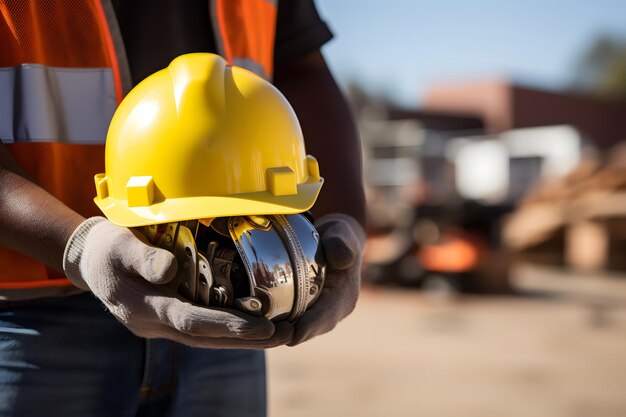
[0, 0, 277, 300]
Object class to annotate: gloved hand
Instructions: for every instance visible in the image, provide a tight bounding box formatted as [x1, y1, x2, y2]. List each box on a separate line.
[287, 213, 366, 346]
[63, 217, 292, 349]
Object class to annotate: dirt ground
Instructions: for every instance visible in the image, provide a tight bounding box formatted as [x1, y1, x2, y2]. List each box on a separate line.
[267, 263, 626, 417]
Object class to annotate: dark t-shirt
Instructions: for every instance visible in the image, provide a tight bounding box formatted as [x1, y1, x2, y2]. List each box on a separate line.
[112, 0, 333, 85]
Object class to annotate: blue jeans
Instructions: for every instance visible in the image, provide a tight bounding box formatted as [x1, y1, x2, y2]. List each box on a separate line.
[0, 293, 266, 417]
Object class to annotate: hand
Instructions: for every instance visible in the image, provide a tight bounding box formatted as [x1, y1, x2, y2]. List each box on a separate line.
[287, 213, 366, 346]
[63, 217, 292, 349]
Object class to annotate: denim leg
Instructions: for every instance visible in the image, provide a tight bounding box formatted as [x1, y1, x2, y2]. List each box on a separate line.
[134, 343, 267, 417]
[0, 293, 145, 417]
[0, 292, 268, 417]
[168, 348, 267, 417]
[135, 339, 178, 417]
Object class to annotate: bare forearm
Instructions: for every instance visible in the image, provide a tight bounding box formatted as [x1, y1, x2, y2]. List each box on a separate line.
[0, 149, 84, 273]
[274, 52, 366, 229]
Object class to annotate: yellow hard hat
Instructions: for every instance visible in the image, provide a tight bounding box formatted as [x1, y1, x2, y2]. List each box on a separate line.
[94, 53, 323, 227]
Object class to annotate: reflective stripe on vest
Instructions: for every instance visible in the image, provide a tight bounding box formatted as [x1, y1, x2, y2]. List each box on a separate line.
[0, 65, 116, 143]
[210, 0, 277, 80]
[0, 0, 128, 297]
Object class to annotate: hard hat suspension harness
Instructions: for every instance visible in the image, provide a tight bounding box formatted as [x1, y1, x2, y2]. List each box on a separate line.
[140, 213, 325, 322]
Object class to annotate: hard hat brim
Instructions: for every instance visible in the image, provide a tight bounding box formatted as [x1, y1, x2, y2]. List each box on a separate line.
[94, 179, 324, 227]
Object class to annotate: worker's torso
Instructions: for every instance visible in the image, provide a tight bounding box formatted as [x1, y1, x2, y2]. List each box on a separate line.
[0, 0, 277, 299]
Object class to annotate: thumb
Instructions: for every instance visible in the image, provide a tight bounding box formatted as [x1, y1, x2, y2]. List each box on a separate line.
[320, 224, 358, 270]
[138, 245, 178, 284]
[119, 231, 178, 284]
[316, 214, 366, 271]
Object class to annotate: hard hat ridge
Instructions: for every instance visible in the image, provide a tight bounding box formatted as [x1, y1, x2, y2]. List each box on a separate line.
[168, 53, 228, 118]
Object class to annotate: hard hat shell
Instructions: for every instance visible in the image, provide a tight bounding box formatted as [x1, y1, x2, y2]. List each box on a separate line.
[94, 53, 323, 227]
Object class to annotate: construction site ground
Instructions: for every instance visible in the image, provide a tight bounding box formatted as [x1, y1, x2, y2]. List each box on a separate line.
[267, 263, 626, 417]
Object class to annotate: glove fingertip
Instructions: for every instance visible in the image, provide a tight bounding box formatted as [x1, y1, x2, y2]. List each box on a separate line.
[230, 318, 275, 340]
[273, 321, 295, 340]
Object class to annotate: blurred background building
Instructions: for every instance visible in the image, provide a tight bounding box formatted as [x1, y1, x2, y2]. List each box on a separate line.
[356, 78, 626, 292]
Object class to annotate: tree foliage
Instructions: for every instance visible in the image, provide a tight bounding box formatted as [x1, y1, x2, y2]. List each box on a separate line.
[572, 35, 626, 99]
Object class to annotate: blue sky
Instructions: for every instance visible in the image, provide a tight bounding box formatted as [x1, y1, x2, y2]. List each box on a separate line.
[315, 0, 626, 107]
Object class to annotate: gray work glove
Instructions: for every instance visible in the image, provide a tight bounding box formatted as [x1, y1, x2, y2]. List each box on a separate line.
[287, 213, 366, 346]
[63, 217, 292, 349]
